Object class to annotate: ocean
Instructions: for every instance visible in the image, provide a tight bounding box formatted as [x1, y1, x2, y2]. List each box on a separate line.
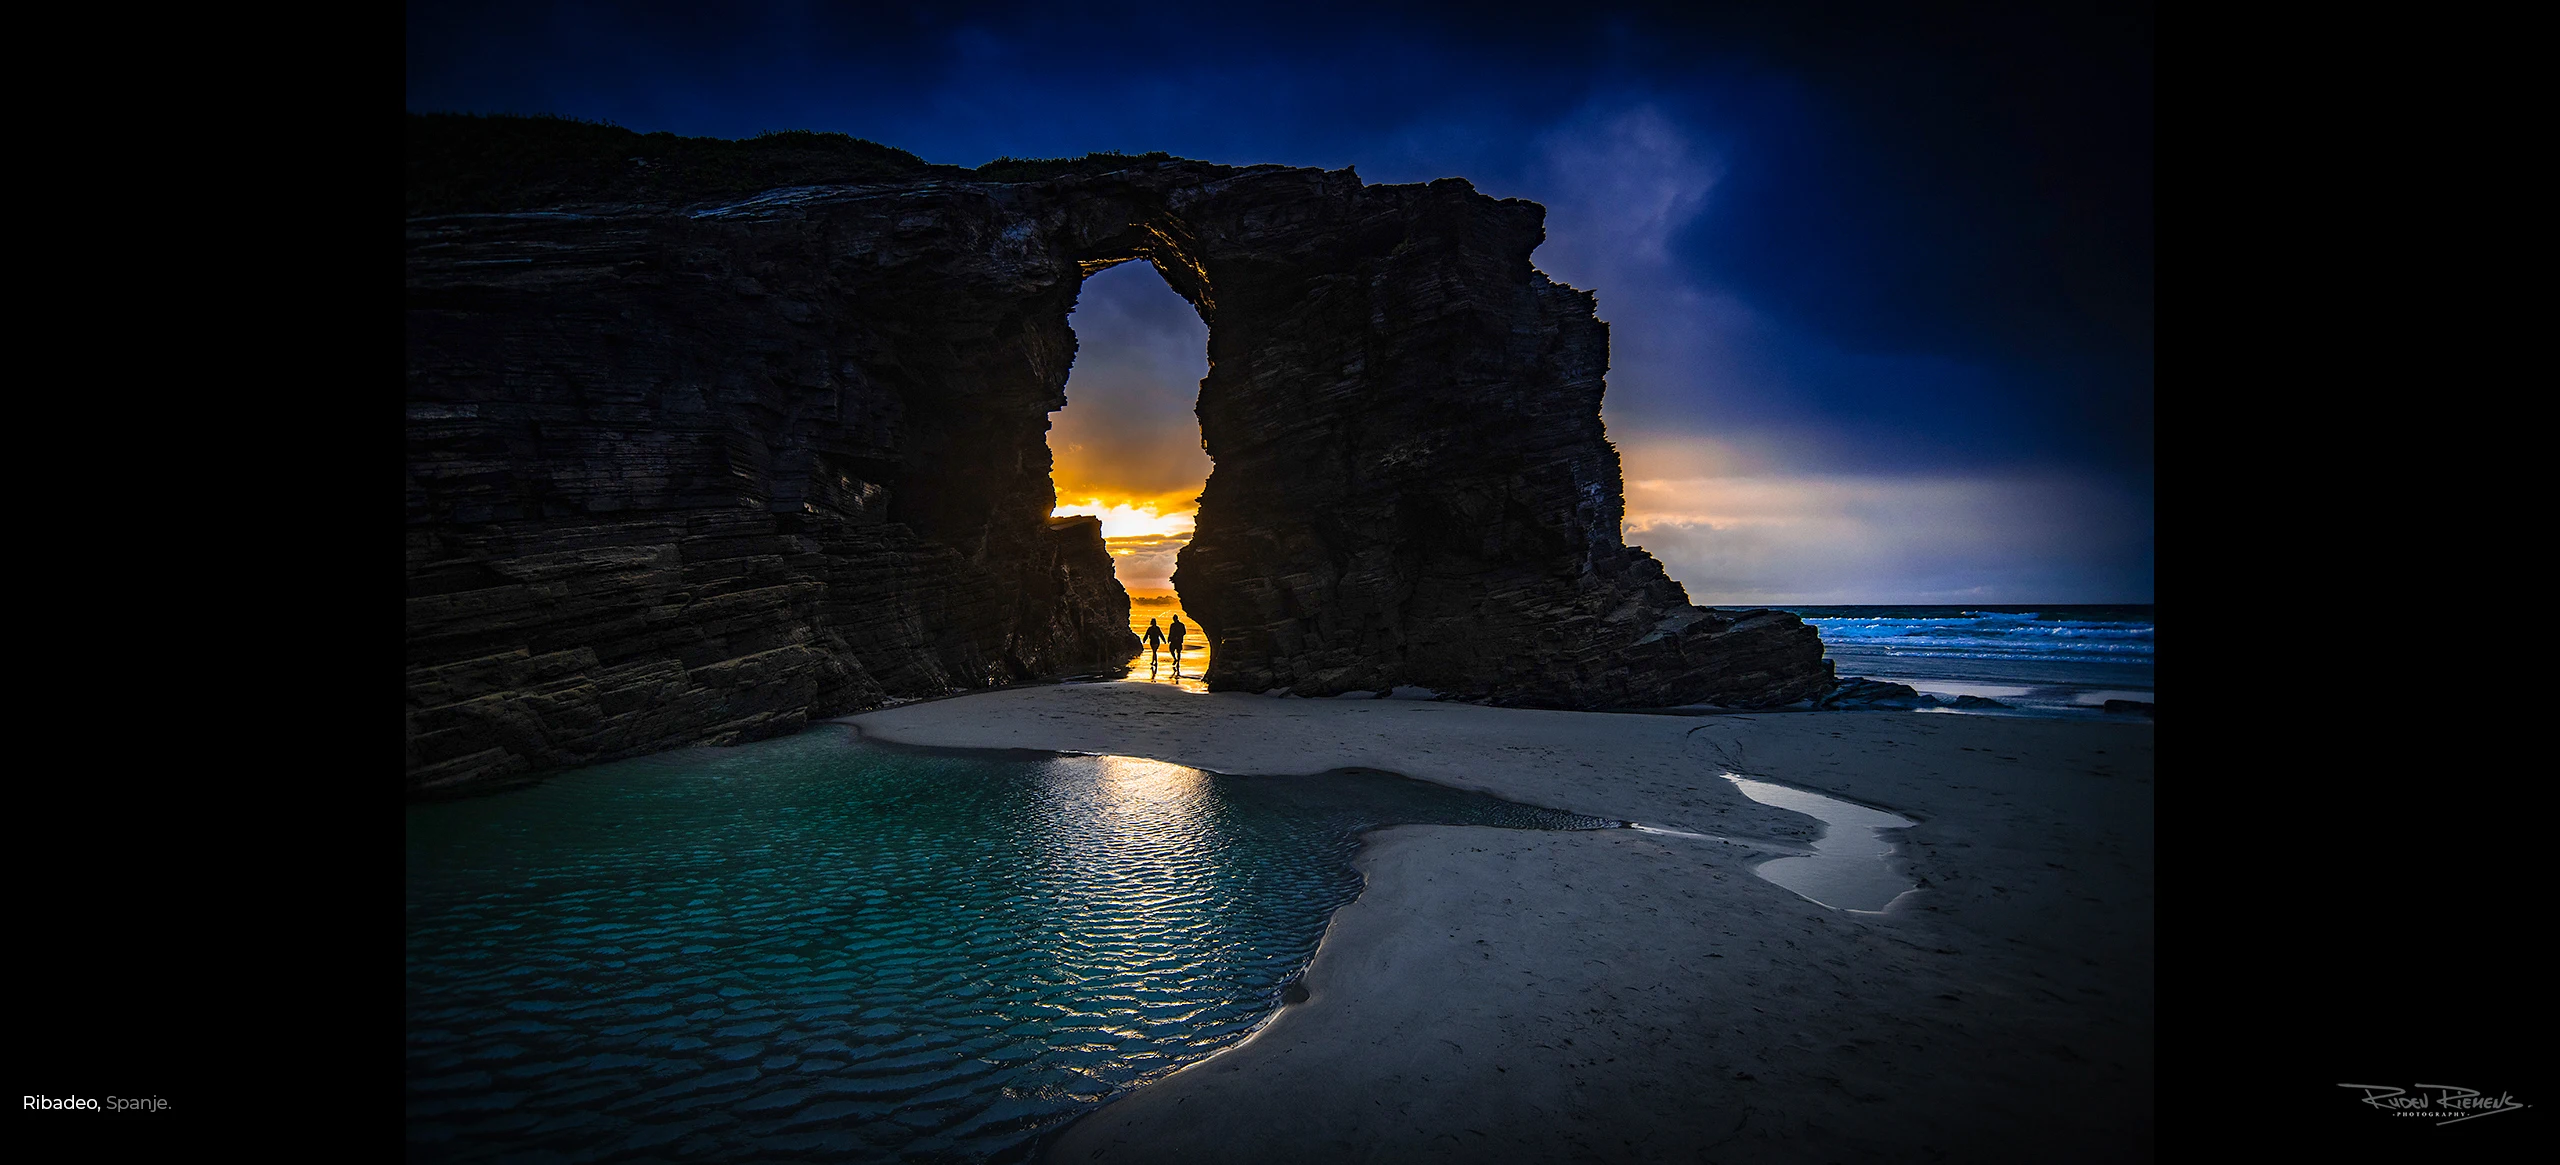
[1779, 605, 2154, 716]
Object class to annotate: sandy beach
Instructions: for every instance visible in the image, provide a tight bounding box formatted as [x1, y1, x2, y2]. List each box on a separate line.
[847, 683, 2153, 1163]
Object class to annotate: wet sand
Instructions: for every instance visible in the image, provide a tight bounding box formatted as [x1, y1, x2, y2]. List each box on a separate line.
[846, 683, 2154, 1163]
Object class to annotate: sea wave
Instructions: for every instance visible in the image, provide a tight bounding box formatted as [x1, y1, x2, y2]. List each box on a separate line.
[1780, 605, 2153, 707]
[1794, 607, 2155, 663]
[1827, 646, 2151, 664]
[1810, 621, 2151, 641]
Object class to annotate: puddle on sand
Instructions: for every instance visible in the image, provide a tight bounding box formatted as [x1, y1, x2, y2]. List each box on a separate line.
[1720, 774, 1919, 913]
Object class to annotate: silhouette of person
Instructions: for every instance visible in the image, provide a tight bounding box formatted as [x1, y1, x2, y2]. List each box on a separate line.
[1168, 616, 1188, 670]
[1144, 618, 1165, 668]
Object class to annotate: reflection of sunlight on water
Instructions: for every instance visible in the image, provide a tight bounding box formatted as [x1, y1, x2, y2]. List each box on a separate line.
[1126, 600, 1210, 693]
[1029, 757, 1226, 1010]
[1093, 756, 1214, 841]
[407, 732, 1623, 1161]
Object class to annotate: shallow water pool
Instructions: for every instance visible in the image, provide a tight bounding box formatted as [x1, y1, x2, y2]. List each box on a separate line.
[1722, 774, 1920, 913]
[406, 728, 1610, 1162]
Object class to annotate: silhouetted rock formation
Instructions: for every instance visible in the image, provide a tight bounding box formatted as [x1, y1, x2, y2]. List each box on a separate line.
[1817, 677, 1936, 710]
[407, 118, 1831, 792]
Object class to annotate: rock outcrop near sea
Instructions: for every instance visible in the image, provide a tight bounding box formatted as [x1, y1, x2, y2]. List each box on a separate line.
[406, 117, 1833, 792]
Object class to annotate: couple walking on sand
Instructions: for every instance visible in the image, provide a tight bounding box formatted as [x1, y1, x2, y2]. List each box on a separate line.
[1144, 616, 1188, 674]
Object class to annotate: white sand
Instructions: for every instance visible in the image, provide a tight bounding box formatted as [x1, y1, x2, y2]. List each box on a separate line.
[847, 682, 2154, 1162]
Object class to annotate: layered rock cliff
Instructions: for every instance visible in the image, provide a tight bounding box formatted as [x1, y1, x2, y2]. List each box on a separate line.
[406, 117, 1831, 792]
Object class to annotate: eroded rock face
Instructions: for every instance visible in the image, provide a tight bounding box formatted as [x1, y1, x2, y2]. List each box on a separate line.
[406, 182, 1140, 794]
[1153, 175, 1831, 707]
[407, 146, 1830, 792]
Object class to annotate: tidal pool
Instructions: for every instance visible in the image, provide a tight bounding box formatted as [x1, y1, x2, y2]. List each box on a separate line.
[1721, 774, 1920, 913]
[406, 727, 1611, 1162]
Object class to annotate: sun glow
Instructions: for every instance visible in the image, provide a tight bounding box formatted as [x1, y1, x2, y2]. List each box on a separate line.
[1052, 497, 1196, 541]
[1048, 259, 1214, 593]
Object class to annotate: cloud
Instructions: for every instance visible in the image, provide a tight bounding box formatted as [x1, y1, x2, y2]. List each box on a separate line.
[1617, 437, 2151, 604]
[1519, 100, 2062, 477]
[1050, 260, 1213, 502]
[1048, 260, 1214, 593]
[1531, 103, 1721, 271]
[1102, 533, 1187, 591]
[1517, 104, 1830, 448]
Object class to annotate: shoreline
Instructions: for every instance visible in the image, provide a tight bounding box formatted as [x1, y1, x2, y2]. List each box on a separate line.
[851, 682, 2153, 1163]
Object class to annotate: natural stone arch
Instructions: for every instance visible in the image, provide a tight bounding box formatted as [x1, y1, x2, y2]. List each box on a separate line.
[406, 155, 1829, 792]
[1040, 167, 1828, 705]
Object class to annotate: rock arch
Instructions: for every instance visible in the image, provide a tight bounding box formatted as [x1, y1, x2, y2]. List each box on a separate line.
[406, 156, 1830, 792]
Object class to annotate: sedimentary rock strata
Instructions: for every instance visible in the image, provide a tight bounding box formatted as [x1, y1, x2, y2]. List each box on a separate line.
[406, 120, 1830, 792]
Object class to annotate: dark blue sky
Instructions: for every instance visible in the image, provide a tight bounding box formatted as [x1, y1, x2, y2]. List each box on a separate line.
[409, 1, 2153, 602]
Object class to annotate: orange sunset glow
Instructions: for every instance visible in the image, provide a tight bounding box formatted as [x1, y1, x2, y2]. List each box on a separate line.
[1048, 260, 1213, 595]
[1048, 490, 1196, 592]
[1046, 258, 1213, 691]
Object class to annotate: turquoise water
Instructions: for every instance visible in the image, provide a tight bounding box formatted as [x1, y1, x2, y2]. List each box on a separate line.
[406, 727, 1611, 1162]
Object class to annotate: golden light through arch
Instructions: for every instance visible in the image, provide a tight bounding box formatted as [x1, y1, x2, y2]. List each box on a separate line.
[1050, 497, 1196, 543]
